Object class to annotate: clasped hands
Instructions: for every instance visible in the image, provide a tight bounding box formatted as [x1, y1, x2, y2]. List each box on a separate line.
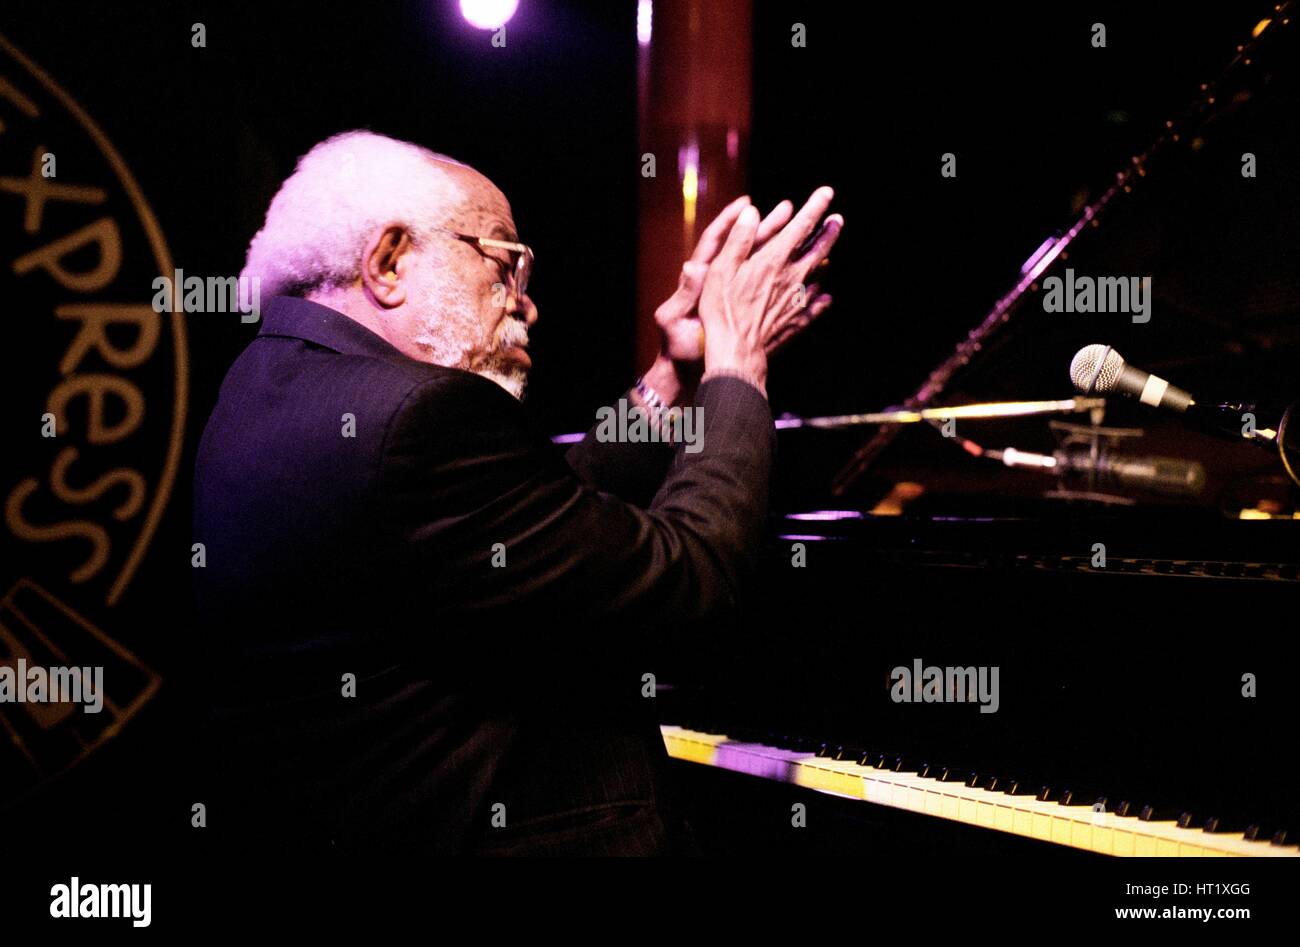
[646, 188, 843, 402]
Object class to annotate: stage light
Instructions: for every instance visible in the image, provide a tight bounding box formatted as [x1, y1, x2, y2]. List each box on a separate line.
[460, 0, 518, 30]
[637, 0, 652, 46]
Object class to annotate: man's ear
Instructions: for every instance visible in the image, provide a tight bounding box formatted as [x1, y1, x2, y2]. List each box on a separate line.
[361, 224, 412, 309]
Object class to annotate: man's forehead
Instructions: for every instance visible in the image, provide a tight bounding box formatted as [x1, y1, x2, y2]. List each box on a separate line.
[464, 188, 516, 238]
[434, 162, 515, 237]
[457, 207, 516, 242]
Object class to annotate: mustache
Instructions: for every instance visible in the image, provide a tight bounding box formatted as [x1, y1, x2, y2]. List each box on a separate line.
[495, 318, 530, 349]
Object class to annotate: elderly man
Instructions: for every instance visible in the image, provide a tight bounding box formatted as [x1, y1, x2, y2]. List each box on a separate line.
[194, 130, 841, 855]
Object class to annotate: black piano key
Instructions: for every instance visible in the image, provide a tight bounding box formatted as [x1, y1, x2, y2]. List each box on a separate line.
[816, 742, 836, 758]
[1201, 814, 1249, 834]
[1007, 775, 1039, 794]
[939, 766, 972, 783]
[879, 755, 918, 773]
[1059, 789, 1103, 807]
[1002, 778, 1038, 797]
[1139, 804, 1179, 822]
[917, 762, 939, 779]
[965, 772, 994, 790]
[1036, 786, 1059, 803]
[1113, 800, 1139, 817]
[834, 744, 868, 762]
[1176, 811, 1198, 829]
[1244, 814, 1297, 844]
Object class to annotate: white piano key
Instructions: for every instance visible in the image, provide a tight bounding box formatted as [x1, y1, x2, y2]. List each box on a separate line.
[661, 726, 1300, 857]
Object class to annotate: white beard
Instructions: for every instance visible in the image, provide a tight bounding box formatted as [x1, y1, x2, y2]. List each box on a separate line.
[412, 282, 529, 400]
[481, 317, 530, 400]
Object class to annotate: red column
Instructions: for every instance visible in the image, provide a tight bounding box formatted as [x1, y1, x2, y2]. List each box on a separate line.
[636, 0, 752, 373]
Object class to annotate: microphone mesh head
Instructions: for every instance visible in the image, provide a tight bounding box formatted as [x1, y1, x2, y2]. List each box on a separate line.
[1070, 344, 1125, 393]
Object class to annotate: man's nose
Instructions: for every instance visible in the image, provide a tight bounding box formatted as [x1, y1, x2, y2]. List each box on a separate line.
[515, 292, 538, 327]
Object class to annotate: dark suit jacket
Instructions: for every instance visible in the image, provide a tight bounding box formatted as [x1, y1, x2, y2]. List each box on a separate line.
[193, 295, 775, 855]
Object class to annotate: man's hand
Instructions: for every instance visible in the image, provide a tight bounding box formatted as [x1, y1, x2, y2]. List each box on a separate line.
[697, 186, 843, 395]
[655, 196, 748, 366]
[655, 195, 831, 362]
[649, 194, 836, 403]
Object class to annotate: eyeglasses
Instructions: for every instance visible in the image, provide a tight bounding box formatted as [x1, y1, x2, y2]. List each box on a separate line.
[431, 227, 534, 300]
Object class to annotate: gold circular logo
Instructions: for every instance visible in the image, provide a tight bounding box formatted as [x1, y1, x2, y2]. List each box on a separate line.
[0, 32, 186, 800]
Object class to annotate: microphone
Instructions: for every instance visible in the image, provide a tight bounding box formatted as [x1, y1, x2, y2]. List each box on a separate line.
[1061, 448, 1206, 497]
[1069, 344, 1194, 412]
[996, 446, 1206, 498]
[1066, 344, 1300, 488]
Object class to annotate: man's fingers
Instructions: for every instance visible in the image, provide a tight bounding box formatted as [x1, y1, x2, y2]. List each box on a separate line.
[681, 260, 708, 293]
[690, 195, 752, 264]
[655, 261, 710, 326]
[794, 212, 844, 275]
[799, 282, 821, 309]
[755, 200, 793, 247]
[772, 185, 835, 258]
[765, 322, 800, 355]
[673, 261, 709, 308]
[807, 292, 833, 318]
[714, 204, 761, 272]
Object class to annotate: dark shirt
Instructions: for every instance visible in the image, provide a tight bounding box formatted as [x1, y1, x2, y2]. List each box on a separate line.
[193, 295, 774, 855]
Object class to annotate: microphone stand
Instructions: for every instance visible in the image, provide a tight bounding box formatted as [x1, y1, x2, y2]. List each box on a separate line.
[1183, 398, 1300, 488]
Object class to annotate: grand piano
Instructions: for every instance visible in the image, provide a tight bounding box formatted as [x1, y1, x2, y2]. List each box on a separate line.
[656, 504, 1299, 857]
[654, 8, 1300, 858]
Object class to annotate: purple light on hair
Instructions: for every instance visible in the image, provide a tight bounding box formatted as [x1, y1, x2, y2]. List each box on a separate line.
[460, 0, 519, 30]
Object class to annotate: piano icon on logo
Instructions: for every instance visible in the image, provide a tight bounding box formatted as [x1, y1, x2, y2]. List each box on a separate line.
[0, 579, 160, 806]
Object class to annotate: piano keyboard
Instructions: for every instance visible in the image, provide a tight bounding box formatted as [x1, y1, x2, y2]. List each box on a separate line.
[661, 725, 1300, 857]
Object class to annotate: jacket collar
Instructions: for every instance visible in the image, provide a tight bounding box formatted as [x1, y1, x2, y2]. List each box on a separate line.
[257, 295, 415, 364]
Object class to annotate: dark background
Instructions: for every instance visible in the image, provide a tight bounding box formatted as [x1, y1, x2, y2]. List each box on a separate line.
[1, 0, 1297, 904]
[6, 1, 1297, 434]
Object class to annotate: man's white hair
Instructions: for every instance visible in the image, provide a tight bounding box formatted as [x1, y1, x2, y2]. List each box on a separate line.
[242, 130, 468, 297]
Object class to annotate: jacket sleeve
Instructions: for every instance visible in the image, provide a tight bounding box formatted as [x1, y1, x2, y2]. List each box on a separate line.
[376, 373, 775, 651]
[564, 389, 675, 507]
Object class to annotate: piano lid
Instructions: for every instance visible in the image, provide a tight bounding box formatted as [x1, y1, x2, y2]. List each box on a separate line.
[757, 7, 1300, 517]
